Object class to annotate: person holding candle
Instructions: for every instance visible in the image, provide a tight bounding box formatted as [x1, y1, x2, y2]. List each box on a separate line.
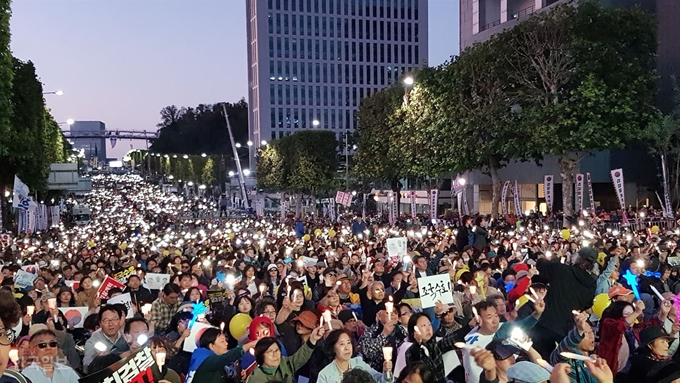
[82, 305, 130, 373]
[0, 289, 30, 383]
[148, 336, 182, 383]
[549, 311, 599, 383]
[317, 329, 390, 383]
[359, 308, 407, 372]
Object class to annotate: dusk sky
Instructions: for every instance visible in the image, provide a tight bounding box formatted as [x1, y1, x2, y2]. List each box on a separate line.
[10, 0, 458, 159]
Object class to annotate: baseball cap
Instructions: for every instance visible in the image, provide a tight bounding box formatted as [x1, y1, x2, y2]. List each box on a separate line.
[267, 264, 278, 271]
[578, 247, 598, 263]
[507, 361, 550, 383]
[608, 285, 633, 299]
[290, 311, 319, 330]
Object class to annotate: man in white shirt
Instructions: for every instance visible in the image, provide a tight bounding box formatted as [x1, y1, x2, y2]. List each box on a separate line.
[21, 329, 80, 383]
[462, 298, 544, 383]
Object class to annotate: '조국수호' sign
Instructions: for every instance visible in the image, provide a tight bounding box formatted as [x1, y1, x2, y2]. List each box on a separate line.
[417, 274, 454, 309]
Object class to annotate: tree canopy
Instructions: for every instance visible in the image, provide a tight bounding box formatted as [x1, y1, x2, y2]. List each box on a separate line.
[256, 130, 338, 195]
[353, 0, 658, 218]
[150, 100, 249, 158]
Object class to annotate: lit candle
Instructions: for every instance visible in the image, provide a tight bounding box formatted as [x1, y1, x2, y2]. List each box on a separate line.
[287, 285, 292, 298]
[220, 322, 225, 331]
[382, 346, 393, 361]
[322, 310, 332, 330]
[141, 304, 152, 316]
[155, 351, 166, 370]
[8, 349, 18, 364]
[385, 296, 394, 321]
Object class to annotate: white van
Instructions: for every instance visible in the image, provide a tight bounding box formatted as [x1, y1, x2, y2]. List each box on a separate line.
[71, 205, 91, 226]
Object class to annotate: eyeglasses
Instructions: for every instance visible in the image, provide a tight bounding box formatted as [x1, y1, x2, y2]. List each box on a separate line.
[327, 273, 337, 277]
[263, 310, 277, 315]
[265, 348, 281, 356]
[0, 328, 16, 345]
[101, 318, 120, 325]
[35, 341, 58, 349]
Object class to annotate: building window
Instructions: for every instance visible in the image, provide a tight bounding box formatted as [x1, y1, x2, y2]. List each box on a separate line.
[283, 0, 288, 10]
[358, 42, 363, 61]
[270, 84, 275, 104]
[314, 16, 319, 36]
[315, 63, 321, 82]
[330, 64, 335, 83]
[292, 61, 298, 81]
[276, 0, 281, 10]
[315, 40, 320, 60]
[269, 37, 274, 58]
[268, 0, 273, 10]
[407, 23, 412, 42]
[269, 61, 275, 80]
[323, 63, 328, 83]
[283, 14, 289, 34]
[268, 14, 273, 34]
[415, 46, 419, 63]
[307, 39, 313, 59]
[284, 38, 289, 58]
[277, 85, 283, 104]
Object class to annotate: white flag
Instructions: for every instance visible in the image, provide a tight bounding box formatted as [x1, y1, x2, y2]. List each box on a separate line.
[12, 175, 31, 210]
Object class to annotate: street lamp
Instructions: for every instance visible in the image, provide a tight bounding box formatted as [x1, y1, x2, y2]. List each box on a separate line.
[228, 171, 235, 177]
[183, 155, 188, 159]
[247, 141, 253, 147]
[312, 119, 320, 127]
[261, 140, 268, 146]
[43, 90, 64, 96]
[243, 169, 251, 176]
[458, 178, 467, 186]
[403, 76, 414, 86]
[235, 143, 242, 148]
[201, 153, 207, 157]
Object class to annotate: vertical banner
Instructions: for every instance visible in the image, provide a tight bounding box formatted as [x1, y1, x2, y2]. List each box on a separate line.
[429, 189, 439, 220]
[457, 192, 462, 217]
[329, 198, 336, 221]
[586, 172, 595, 209]
[362, 193, 367, 219]
[388, 191, 396, 225]
[462, 188, 470, 215]
[543, 175, 554, 213]
[280, 193, 286, 219]
[410, 191, 417, 219]
[610, 169, 626, 209]
[575, 174, 584, 214]
[610, 169, 628, 225]
[513, 180, 521, 215]
[501, 181, 510, 215]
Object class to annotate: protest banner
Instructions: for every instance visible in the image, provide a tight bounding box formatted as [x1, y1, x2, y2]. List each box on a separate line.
[417, 274, 454, 309]
[386, 237, 407, 258]
[108, 293, 134, 318]
[143, 273, 170, 290]
[113, 266, 136, 284]
[96, 276, 126, 300]
[79, 346, 159, 383]
[15, 269, 37, 289]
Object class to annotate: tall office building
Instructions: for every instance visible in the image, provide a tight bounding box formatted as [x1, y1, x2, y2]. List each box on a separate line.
[69, 121, 107, 167]
[246, 0, 429, 148]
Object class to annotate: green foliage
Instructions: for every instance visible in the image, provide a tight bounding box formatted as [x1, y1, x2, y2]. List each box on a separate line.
[504, 1, 658, 217]
[201, 158, 216, 186]
[0, 0, 12, 158]
[150, 101, 248, 158]
[0, 58, 50, 190]
[256, 144, 284, 190]
[354, 85, 405, 181]
[256, 130, 338, 195]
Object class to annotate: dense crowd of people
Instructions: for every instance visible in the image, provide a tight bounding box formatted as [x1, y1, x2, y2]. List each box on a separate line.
[0, 174, 680, 383]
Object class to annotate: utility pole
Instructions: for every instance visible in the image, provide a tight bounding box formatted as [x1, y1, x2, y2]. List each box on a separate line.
[222, 103, 250, 210]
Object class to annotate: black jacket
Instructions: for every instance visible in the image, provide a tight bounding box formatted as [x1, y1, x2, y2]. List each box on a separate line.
[535, 258, 596, 336]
